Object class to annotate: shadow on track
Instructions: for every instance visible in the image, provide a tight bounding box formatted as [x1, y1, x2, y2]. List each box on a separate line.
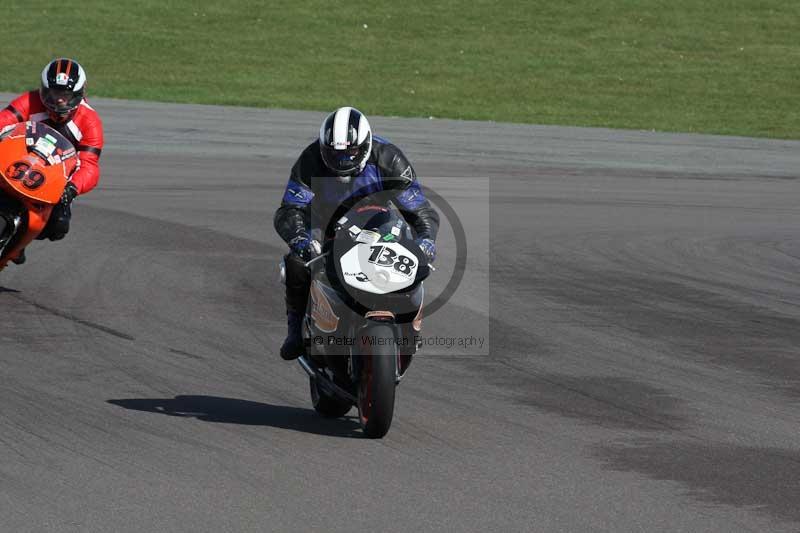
[108, 395, 361, 438]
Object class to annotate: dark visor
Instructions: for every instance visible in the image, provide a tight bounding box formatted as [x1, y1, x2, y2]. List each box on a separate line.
[322, 145, 361, 170]
[42, 87, 82, 112]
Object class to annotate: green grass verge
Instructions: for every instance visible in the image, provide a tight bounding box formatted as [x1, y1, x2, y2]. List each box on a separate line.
[3, 1, 798, 138]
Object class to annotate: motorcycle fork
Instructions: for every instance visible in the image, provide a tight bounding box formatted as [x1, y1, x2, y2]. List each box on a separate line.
[347, 324, 360, 383]
[0, 194, 27, 268]
[0, 212, 21, 254]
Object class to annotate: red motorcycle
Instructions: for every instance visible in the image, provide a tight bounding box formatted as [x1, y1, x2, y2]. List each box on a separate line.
[0, 122, 76, 271]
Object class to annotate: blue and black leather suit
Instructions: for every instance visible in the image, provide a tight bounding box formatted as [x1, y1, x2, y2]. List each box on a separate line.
[274, 136, 440, 315]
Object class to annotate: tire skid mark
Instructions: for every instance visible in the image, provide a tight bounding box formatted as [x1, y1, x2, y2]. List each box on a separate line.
[3, 291, 205, 363]
[8, 292, 135, 342]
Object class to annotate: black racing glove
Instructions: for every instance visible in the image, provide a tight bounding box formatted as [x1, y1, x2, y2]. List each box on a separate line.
[288, 233, 322, 261]
[415, 237, 436, 263]
[42, 182, 78, 242]
[62, 182, 78, 206]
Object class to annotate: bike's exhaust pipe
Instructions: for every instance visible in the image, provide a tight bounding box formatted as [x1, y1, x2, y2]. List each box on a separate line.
[298, 355, 357, 403]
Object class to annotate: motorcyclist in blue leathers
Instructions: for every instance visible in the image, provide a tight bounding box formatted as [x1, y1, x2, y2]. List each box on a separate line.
[274, 107, 439, 360]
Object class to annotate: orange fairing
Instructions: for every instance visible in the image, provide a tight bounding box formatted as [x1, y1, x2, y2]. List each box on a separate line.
[310, 281, 340, 333]
[0, 122, 76, 270]
[0, 123, 73, 204]
[413, 303, 424, 332]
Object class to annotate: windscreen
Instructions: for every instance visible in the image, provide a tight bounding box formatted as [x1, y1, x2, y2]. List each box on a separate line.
[25, 122, 77, 165]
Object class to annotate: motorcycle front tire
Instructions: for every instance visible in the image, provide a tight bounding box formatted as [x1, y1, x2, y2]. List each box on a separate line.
[357, 322, 398, 439]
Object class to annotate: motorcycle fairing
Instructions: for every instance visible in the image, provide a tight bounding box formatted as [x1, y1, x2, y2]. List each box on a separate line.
[0, 122, 75, 270]
[309, 279, 340, 333]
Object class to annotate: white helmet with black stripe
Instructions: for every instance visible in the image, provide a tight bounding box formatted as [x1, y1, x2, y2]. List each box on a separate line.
[40, 58, 87, 123]
[319, 106, 372, 180]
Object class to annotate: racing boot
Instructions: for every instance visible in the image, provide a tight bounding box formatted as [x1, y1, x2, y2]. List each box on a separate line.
[11, 248, 26, 265]
[279, 311, 305, 360]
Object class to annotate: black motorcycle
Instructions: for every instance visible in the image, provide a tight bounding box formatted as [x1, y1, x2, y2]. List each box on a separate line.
[285, 204, 431, 438]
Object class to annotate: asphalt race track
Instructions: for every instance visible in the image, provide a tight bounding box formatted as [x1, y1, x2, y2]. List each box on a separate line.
[1, 94, 799, 532]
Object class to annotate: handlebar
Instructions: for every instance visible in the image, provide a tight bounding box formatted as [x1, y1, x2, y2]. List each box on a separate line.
[304, 252, 330, 269]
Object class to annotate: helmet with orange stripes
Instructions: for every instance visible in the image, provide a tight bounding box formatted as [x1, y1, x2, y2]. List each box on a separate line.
[40, 58, 87, 123]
